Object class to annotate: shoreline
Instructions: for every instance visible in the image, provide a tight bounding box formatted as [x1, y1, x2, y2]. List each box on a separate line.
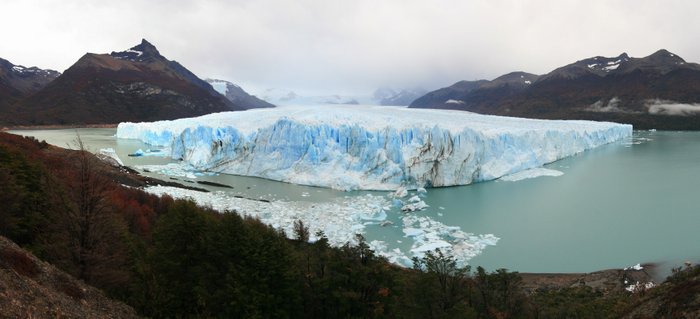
[2, 123, 119, 131]
[520, 263, 658, 294]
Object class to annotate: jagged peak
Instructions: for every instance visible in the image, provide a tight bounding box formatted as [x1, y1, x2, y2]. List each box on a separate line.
[110, 39, 162, 62]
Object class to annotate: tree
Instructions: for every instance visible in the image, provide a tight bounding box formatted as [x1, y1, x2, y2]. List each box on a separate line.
[293, 219, 310, 242]
[411, 249, 474, 318]
[46, 134, 129, 290]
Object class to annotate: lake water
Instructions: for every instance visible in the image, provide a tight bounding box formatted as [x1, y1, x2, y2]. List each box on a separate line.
[11, 128, 700, 275]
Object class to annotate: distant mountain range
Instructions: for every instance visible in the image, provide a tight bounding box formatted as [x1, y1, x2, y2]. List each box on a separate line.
[373, 87, 428, 106]
[255, 87, 428, 106]
[256, 88, 365, 106]
[0, 40, 264, 126]
[410, 49, 700, 129]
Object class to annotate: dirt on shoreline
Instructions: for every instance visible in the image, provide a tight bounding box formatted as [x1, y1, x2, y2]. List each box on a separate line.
[520, 263, 658, 294]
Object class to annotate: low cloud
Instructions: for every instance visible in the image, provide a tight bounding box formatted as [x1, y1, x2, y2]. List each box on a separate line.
[647, 99, 700, 116]
[586, 97, 631, 113]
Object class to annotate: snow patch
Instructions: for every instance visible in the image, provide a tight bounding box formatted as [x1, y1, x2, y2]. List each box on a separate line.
[445, 99, 466, 104]
[603, 64, 620, 71]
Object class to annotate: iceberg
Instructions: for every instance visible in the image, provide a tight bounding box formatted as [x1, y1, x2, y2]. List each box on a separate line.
[117, 105, 632, 191]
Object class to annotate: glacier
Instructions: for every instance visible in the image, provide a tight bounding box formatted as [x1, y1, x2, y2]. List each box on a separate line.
[116, 105, 632, 191]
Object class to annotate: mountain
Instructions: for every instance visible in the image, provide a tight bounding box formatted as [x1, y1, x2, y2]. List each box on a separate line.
[373, 87, 428, 106]
[410, 50, 700, 129]
[4, 39, 243, 125]
[206, 78, 274, 108]
[0, 58, 60, 110]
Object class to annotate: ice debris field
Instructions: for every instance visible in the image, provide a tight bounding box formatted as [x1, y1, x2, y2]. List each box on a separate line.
[143, 184, 498, 268]
[117, 105, 632, 191]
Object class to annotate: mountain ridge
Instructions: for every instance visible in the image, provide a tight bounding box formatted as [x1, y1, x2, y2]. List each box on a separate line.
[410, 49, 700, 129]
[1, 39, 245, 125]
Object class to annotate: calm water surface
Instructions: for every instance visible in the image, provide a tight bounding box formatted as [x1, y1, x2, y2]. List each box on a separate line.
[11, 128, 700, 274]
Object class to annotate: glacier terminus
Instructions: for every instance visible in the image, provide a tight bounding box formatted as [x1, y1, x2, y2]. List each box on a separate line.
[116, 105, 632, 191]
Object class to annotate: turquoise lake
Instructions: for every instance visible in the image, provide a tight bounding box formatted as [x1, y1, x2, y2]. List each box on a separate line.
[11, 128, 700, 275]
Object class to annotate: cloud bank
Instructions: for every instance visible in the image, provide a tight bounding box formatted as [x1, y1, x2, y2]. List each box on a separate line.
[2, 0, 700, 94]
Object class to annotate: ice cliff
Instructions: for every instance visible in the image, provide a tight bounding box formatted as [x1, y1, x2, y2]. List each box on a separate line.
[116, 105, 632, 190]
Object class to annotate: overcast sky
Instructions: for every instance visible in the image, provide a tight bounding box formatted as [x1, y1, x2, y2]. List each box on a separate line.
[2, 0, 699, 95]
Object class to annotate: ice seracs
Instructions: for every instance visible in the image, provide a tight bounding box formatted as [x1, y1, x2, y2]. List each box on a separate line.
[117, 105, 632, 191]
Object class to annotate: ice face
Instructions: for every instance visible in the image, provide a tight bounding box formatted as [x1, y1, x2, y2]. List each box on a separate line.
[116, 105, 632, 191]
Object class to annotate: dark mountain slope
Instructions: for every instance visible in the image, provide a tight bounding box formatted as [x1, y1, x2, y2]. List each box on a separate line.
[6, 39, 242, 125]
[0, 57, 60, 112]
[411, 50, 700, 129]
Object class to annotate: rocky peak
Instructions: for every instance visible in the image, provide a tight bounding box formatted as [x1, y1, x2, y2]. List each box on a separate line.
[645, 49, 686, 65]
[110, 38, 163, 62]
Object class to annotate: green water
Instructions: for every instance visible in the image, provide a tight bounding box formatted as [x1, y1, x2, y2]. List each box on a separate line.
[11, 128, 700, 274]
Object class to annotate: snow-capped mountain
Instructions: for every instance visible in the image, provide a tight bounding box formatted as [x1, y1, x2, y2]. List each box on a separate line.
[205, 79, 274, 109]
[4, 39, 243, 125]
[0, 57, 60, 110]
[410, 49, 700, 129]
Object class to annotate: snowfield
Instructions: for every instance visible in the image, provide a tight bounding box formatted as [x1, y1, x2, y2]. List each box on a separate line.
[117, 105, 632, 191]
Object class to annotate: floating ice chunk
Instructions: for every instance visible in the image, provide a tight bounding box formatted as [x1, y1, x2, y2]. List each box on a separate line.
[117, 105, 632, 191]
[407, 195, 421, 203]
[403, 227, 424, 237]
[411, 240, 451, 253]
[499, 167, 564, 182]
[129, 149, 145, 157]
[401, 200, 428, 212]
[359, 209, 387, 222]
[416, 187, 427, 194]
[393, 187, 408, 198]
[402, 214, 499, 267]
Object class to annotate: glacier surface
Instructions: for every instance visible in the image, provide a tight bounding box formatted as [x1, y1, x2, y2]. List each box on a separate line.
[116, 105, 632, 191]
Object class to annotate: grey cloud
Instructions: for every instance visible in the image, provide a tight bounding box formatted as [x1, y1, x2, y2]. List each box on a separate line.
[2, 0, 700, 95]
